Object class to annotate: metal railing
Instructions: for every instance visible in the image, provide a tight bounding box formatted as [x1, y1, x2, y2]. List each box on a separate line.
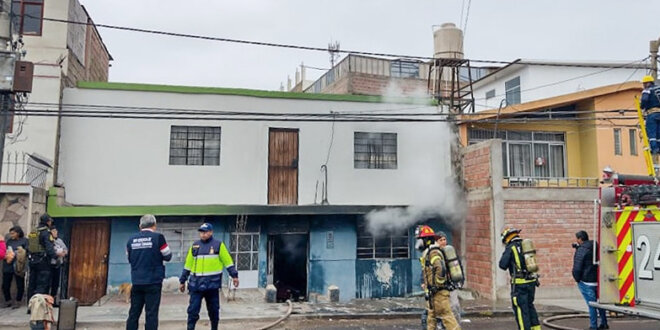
[1, 151, 49, 188]
[502, 176, 599, 188]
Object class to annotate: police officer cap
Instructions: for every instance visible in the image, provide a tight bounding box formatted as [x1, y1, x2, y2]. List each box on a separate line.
[435, 230, 447, 239]
[198, 223, 213, 232]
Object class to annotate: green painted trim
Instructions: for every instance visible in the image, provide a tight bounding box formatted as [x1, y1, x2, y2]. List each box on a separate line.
[47, 188, 380, 218]
[77, 81, 434, 105]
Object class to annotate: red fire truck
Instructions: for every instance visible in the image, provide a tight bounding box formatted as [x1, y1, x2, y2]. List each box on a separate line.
[590, 99, 660, 319]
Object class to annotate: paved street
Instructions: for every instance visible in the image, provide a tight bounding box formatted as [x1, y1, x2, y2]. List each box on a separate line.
[79, 315, 660, 330]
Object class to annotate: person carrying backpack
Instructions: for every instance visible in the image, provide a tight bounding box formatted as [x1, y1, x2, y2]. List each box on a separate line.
[27, 214, 63, 302]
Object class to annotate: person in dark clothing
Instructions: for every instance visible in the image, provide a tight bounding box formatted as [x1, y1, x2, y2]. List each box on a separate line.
[3, 226, 28, 308]
[126, 214, 172, 330]
[27, 214, 61, 303]
[498, 227, 540, 330]
[179, 223, 239, 330]
[572, 230, 608, 330]
[641, 75, 660, 158]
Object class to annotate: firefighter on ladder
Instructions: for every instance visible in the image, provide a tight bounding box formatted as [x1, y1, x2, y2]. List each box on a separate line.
[416, 225, 460, 330]
[499, 227, 540, 330]
[641, 75, 660, 166]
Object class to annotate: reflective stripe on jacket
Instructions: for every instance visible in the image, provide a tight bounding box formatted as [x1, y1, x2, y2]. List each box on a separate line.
[179, 236, 238, 292]
[499, 239, 536, 285]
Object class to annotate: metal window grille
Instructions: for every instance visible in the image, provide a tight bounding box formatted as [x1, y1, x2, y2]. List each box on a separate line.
[468, 129, 567, 178]
[629, 129, 638, 156]
[505, 76, 521, 105]
[169, 126, 221, 166]
[356, 221, 409, 259]
[229, 233, 259, 271]
[614, 128, 622, 155]
[354, 132, 397, 169]
[1, 151, 49, 188]
[159, 222, 200, 263]
[390, 60, 420, 78]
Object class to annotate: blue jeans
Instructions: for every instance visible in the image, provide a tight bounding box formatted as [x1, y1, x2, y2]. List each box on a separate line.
[646, 112, 660, 154]
[577, 281, 607, 329]
[187, 289, 220, 330]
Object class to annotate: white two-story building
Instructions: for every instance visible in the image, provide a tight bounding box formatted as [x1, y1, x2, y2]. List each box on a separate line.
[48, 81, 455, 304]
[472, 59, 648, 112]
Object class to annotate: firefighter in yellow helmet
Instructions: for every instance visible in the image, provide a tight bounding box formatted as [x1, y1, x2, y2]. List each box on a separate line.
[498, 227, 540, 330]
[416, 225, 461, 330]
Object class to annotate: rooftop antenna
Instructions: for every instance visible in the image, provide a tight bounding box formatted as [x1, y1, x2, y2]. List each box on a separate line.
[328, 40, 340, 68]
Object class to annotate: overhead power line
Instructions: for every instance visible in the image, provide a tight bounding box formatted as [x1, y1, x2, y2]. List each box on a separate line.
[16, 13, 651, 70]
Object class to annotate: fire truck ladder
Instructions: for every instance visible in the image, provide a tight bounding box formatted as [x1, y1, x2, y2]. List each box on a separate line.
[635, 96, 658, 177]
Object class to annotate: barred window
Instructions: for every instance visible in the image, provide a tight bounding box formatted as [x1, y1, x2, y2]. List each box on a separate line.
[354, 132, 397, 169]
[229, 233, 259, 271]
[468, 129, 566, 178]
[169, 126, 221, 166]
[159, 222, 199, 263]
[357, 220, 409, 259]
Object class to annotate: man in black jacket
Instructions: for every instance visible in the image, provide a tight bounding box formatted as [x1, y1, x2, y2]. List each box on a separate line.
[126, 214, 172, 330]
[572, 230, 608, 330]
[498, 227, 540, 330]
[27, 214, 62, 302]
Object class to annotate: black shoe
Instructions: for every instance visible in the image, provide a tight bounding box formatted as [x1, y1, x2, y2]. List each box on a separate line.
[598, 325, 609, 329]
[3, 302, 11, 308]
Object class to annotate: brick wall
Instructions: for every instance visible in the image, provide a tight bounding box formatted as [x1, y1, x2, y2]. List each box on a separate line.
[321, 76, 351, 94]
[85, 25, 110, 82]
[65, 23, 110, 87]
[349, 74, 428, 96]
[504, 199, 594, 288]
[462, 142, 495, 299]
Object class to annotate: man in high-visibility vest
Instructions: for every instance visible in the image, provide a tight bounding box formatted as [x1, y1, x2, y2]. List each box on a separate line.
[179, 223, 239, 330]
[641, 75, 660, 163]
[499, 227, 540, 330]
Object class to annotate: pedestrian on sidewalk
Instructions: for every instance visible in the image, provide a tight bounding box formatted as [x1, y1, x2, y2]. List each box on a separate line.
[572, 230, 608, 330]
[499, 227, 541, 330]
[27, 215, 61, 302]
[125, 214, 172, 330]
[3, 226, 28, 308]
[48, 228, 68, 301]
[179, 223, 239, 330]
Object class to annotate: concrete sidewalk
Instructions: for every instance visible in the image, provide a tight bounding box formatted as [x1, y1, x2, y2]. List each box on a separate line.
[0, 289, 584, 329]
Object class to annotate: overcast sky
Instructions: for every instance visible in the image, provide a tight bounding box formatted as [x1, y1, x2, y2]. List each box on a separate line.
[81, 0, 660, 91]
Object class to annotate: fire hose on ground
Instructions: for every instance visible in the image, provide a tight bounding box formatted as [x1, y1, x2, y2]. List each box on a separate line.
[542, 313, 590, 330]
[257, 299, 293, 330]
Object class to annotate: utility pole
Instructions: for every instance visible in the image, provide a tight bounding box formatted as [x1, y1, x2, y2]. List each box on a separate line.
[0, 0, 13, 186]
[651, 38, 659, 80]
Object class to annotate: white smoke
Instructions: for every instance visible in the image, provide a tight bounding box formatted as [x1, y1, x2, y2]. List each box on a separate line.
[365, 176, 466, 237]
[381, 79, 433, 106]
[366, 79, 466, 236]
